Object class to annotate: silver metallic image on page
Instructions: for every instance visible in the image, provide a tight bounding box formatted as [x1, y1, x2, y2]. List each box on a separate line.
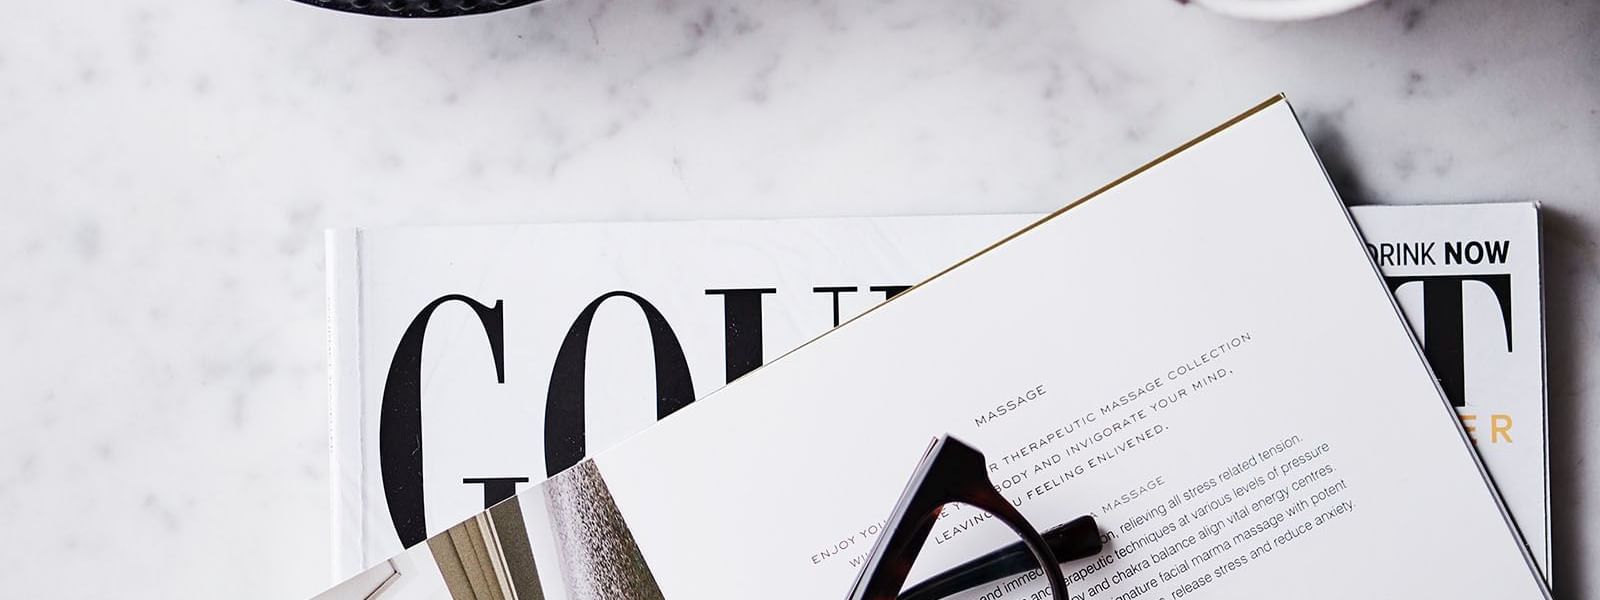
[543, 459, 668, 600]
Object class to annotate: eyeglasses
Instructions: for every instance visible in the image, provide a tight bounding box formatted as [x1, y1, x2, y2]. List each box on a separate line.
[845, 435, 1102, 600]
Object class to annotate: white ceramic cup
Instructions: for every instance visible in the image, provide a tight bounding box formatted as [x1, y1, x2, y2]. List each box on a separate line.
[1192, 0, 1378, 20]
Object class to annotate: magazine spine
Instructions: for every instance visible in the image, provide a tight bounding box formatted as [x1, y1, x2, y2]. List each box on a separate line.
[1532, 202, 1552, 583]
[326, 228, 366, 582]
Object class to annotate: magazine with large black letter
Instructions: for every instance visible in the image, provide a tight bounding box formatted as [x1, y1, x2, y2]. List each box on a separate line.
[317, 97, 1548, 599]
[1350, 202, 1549, 581]
[326, 214, 1033, 575]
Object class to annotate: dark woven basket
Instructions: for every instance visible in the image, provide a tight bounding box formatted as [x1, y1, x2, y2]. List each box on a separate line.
[292, 0, 545, 18]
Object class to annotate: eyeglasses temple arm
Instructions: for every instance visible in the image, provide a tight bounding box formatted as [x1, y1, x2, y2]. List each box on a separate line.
[896, 515, 1101, 600]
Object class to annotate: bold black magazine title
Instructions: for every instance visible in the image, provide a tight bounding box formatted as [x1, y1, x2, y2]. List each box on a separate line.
[1367, 238, 1517, 441]
[379, 285, 909, 547]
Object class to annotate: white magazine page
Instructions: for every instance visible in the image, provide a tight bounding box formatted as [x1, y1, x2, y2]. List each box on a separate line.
[593, 99, 1544, 598]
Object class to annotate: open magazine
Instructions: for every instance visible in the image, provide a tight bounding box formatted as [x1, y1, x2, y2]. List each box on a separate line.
[318, 97, 1548, 599]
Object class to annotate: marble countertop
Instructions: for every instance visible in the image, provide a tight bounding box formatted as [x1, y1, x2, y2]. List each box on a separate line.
[0, 0, 1594, 597]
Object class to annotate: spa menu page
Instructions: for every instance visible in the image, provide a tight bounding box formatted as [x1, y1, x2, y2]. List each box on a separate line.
[592, 98, 1547, 599]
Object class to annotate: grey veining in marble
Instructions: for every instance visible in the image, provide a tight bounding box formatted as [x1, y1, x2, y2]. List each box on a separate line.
[0, 0, 1595, 598]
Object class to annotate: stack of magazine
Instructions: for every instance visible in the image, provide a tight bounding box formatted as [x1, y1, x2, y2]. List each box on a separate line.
[316, 97, 1552, 599]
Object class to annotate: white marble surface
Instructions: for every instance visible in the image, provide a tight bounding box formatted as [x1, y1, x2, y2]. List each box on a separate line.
[0, 0, 1594, 597]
